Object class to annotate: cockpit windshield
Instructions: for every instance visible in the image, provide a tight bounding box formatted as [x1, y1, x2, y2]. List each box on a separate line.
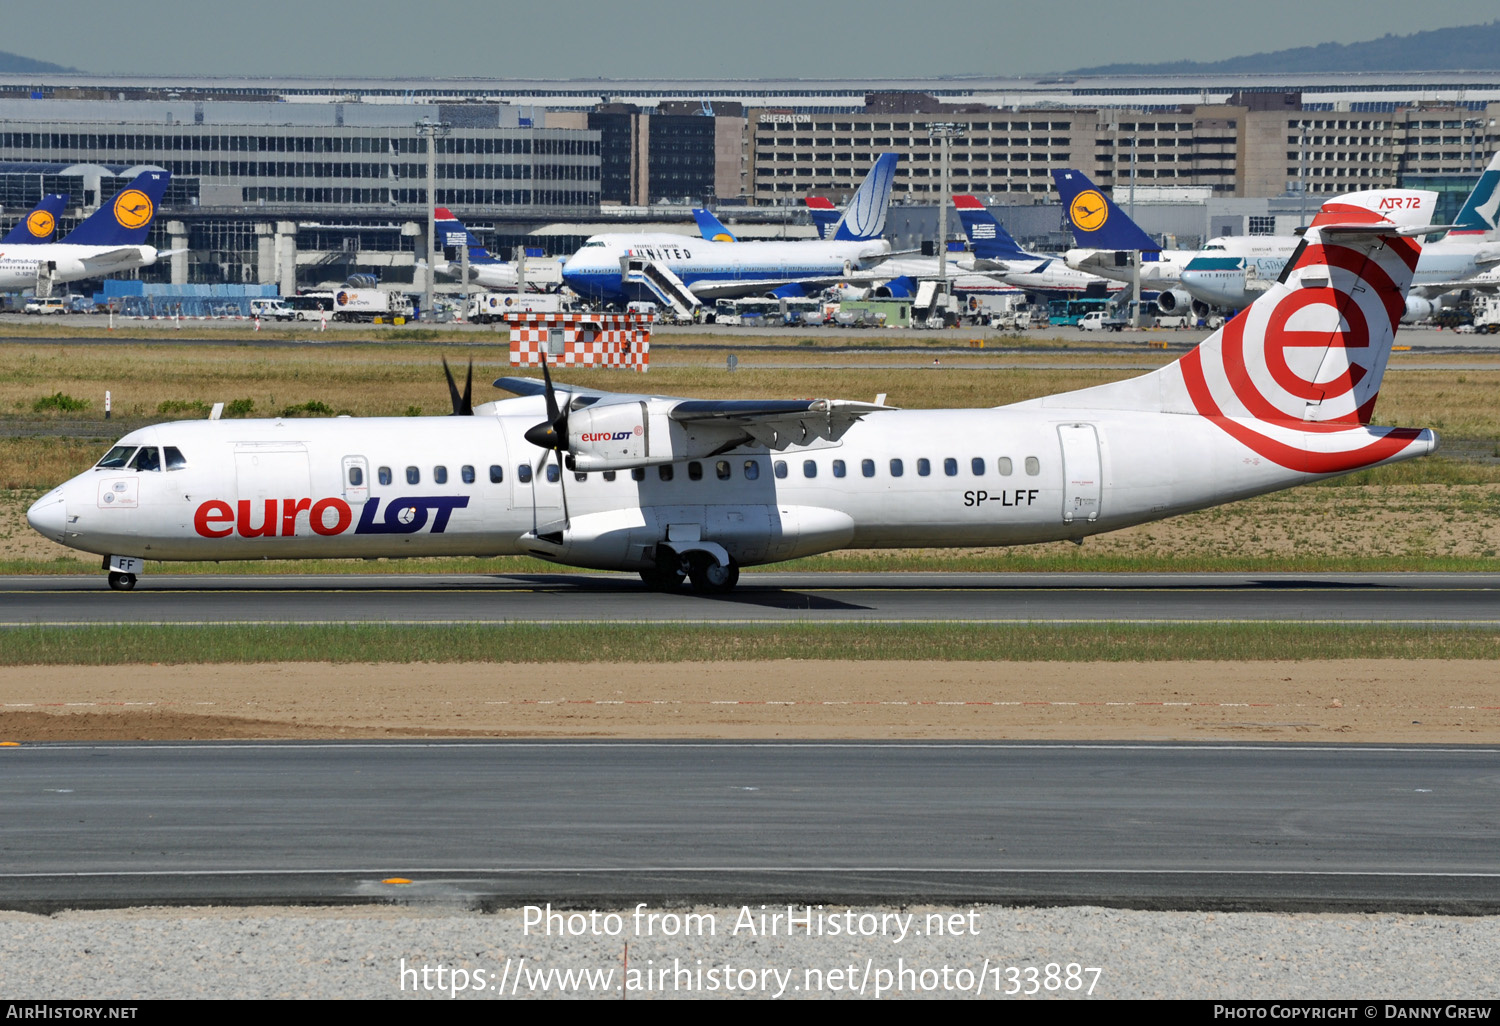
[129, 447, 161, 472]
[95, 445, 137, 469]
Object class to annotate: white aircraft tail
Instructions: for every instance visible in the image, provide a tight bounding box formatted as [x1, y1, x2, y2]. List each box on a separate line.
[1028, 196, 1437, 475]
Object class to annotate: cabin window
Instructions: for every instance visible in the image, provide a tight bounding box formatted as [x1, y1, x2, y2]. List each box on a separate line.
[917, 458, 931, 477]
[716, 460, 731, 480]
[774, 460, 787, 479]
[803, 460, 817, 478]
[943, 458, 958, 477]
[489, 465, 503, 483]
[688, 461, 703, 481]
[862, 459, 875, 478]
[658, 465, 674, 481]
[998, 457, 1013, 476]
[743, 460, 759, 481]
[518, 464, 532, 483]
[832, 459, 846, 478]
[95, 446, 136, 469]
[348, 466, 364, 487]
[631, 468, 645, 481]
[434, 465, 448, 485]
[603, 470, 617, 482]
[379, 466, 392, 485]
[461, 465, 475, 484]
[971, 457, 986, 476]
[406, 466, 420, 485]
[1025, 456, 1041, 476]
[889, 458, 903, 477]
[164, 446, 187, 471]
[130, 447, 161, 472]
[546, 464, 560, 483]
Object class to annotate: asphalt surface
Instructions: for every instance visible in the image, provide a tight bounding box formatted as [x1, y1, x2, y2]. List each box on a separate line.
[2, 572, 1497, 626]
[1, 740, 1495, 912]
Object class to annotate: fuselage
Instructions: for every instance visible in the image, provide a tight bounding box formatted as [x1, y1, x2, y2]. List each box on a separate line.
[26, 393, 1432, 575]
[435, 259, 518, 290]
[562, 233, 891, 304]
[0, 243, 159, 289]
[1181, 235, 1500, 309]
[1063, 248, 1196, 288]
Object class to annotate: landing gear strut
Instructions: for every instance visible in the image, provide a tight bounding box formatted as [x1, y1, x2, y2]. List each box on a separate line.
[107, 572, 136, 591]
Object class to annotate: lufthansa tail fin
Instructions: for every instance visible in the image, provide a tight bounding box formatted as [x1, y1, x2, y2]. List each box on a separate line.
[952, 195, 1030, 261]
[1051, 168, 1160, 251]
[61, 171, 170, 247]
[2, 193, 68, 245]
[435, 207, 501, 264]
[693, 209, 737, 242]
[1448, 151, 1500, 236]
[805, 197, 840, 240]
[1025, 193, 1434, 476]
[831, 153, 898, 242]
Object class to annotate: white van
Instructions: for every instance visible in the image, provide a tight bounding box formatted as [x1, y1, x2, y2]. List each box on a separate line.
[249, 298, 296, 321]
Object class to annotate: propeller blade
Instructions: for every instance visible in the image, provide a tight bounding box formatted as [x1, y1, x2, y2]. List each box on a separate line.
[441, 357, 467, 416]
[523, 355, 569, 451]
[461, 358, 473, 416]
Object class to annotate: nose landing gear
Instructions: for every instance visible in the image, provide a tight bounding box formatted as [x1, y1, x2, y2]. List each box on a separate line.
[107, 571, 136, 591]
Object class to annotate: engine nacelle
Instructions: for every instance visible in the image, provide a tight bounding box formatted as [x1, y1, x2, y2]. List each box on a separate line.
[1401, 295, 1435, 324]
[874, 275, 917, 299]
[565, 399, 751, 472]
[1154, 288, 1194, 315]
[764, 283, 807, 300]
[1190, 299, 1212, 319]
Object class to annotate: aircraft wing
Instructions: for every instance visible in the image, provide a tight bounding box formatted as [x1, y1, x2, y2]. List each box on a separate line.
[682, 274, 886, 302]
[77, 247, 150, 270]
[495, 378, 891, 448]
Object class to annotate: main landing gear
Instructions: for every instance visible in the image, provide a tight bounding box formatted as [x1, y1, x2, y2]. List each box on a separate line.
[639, 550, 740, 594]
[107, 572, 136, 591]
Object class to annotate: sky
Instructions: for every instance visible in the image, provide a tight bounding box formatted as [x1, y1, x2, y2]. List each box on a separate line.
[21, 0, 1500, 80]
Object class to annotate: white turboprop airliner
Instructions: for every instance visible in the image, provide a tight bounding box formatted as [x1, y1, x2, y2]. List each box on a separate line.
[0, 171, 173, 296]
[29, 196, 1439, 593]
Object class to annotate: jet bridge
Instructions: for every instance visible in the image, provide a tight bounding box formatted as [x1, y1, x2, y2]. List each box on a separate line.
[620, 256, 699, 319]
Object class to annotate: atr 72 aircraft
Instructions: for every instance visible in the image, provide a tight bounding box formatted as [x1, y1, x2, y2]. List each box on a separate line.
[29, 194, 1438, 593]
[0, 171, 172, 296]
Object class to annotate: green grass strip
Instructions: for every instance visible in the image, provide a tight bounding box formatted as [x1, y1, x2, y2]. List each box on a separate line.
[0, 623, 1495, 665]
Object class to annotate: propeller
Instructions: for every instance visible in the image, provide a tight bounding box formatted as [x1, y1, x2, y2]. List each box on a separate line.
[442, 357, 473, 416]
[524, 356, 570, 534]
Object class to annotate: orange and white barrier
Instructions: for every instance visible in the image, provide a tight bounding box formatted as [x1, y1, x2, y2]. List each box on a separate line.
[506, 311, 651, 372]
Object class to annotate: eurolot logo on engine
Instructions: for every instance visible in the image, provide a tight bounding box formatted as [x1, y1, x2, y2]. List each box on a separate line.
[193, 496, 469, 539]
[579, 428, 641, 443]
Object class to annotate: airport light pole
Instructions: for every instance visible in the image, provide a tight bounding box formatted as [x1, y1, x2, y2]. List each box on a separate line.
[929, 123, 966, 301]
[416, 118, 451, 323]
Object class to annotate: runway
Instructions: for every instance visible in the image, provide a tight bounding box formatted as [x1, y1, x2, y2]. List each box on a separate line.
[1, 740, 1496, 912]
[1, 572, 1497, 626]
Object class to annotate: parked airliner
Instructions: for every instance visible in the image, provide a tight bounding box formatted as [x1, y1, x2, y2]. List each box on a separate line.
[28, 194, 1438, 593]
[561, 155, 899, 308]
[0, 171, 172, 295]
[1180, 152, 1500, 320]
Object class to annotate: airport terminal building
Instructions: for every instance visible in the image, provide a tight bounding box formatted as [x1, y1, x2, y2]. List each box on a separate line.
[0, 71, 1497, 290]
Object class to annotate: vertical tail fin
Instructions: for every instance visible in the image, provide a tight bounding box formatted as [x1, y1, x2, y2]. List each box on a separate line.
[1032, 195, 1434, 475]
[1447, 151, 1500, 236]
[952, 195, 1030, 261]
[692, 208, 737, 242]
[2, 193, 68, 244]
[831, 153, 898, 241]
[60, 171, 170, 247]
[1051, 168, 1160, 251]
[805, 197, 840, 240]
[434, 207, 499, 264]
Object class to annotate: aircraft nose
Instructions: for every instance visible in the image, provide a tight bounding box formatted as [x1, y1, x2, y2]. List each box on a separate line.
[26, 491, 67, 542]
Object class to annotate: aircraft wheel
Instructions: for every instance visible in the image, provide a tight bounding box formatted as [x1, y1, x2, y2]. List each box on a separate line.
[638, 567, 685, 591]
[687, 555, 739, 594]
[107, 572, 136, 592]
